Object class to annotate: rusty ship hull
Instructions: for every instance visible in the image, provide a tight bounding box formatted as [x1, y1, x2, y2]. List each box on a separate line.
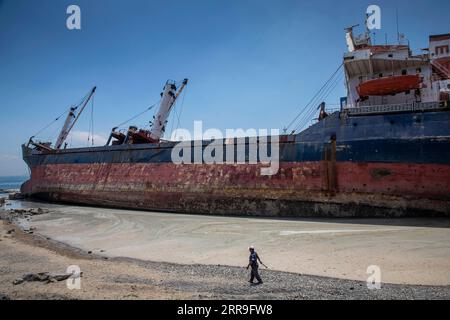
[21, 110, 450, 217]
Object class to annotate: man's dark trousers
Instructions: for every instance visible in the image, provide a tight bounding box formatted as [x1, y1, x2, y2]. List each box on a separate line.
[250, 264, 262, 283]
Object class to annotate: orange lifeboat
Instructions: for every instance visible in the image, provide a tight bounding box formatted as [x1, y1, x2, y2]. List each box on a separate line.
[357, 74, 422, 96]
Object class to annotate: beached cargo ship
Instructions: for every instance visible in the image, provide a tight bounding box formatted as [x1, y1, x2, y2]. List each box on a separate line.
[21, 28, 450, 217]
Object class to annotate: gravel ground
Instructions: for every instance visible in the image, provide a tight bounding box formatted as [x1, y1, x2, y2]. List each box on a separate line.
[1, 217, 449, 300]
[111, 258, 450, 299]
[6, 199, 450, 286]
[1, 200, 450, 300]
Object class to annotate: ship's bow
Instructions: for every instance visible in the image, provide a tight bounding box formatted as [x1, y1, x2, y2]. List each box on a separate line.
[20, 144, 33, 195]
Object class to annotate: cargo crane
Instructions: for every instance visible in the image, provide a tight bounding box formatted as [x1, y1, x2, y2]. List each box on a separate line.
[27, 86, 96, 152]
[55, 87, 97, 149]
[149, 79, 188, 142]
[107, 79, 188, 145]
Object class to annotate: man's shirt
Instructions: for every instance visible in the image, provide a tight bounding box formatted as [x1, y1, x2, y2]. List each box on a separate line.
[249, 251, 259, 267]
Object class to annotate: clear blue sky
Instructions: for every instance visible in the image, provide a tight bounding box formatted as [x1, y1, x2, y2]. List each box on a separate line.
[0, 0, 449, 176]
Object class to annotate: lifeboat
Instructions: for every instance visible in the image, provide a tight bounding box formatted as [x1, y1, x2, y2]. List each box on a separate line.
[357, 74, 422, 96]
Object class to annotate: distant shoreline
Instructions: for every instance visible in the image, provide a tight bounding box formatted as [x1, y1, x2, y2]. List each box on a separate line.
[0, 176, 28, 192]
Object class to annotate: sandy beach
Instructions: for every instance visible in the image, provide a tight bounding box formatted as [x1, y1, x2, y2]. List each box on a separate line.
[1, 219, 450, 300]
[1, 198, 450, 300]
[6, 199, 450, 285]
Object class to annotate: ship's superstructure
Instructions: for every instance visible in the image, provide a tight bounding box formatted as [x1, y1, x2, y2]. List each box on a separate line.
[344, 27, 450, 110]
[20, 26, 450, 217]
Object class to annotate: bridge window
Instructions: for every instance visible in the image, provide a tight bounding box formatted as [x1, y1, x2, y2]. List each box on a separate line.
[435, 45, 449, 55]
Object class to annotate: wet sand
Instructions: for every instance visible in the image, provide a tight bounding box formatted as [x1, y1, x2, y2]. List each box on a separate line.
[6, 200, 450, 286]
[1, 199, 450, 299]
[1, 220, 450, 300]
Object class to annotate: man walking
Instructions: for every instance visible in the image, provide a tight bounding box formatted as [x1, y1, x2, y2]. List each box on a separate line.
[246, 246, 265, 284]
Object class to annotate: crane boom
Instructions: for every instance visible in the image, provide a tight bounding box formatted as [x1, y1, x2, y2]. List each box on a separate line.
[149, 79, 188, 142]
[55, 86, 96, 149]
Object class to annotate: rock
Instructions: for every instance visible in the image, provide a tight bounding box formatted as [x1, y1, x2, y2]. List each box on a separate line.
[7, 229, 15, 234]
[50, 274, 72, 282]
[29, 208, 47, 215]
[1, 208, 47, 224]
[0, 198, 5, 205]
[8, 193, 25, 200]
[13, 272, 74, 285]
[24, 273, 50, 282]
[0, 293, 9, 300]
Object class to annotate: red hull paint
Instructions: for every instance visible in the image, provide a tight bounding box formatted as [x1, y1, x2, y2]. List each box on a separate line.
[22, 161, 450, 217]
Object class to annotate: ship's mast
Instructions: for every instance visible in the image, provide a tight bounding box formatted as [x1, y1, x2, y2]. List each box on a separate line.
[55, 86, 96, 149]
[345, 24, 358, 52]
[149, 79, 188, 142]
[345, 23, 371, 53]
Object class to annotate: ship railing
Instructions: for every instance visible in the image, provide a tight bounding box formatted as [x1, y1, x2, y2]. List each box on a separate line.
[326, 107, 341, 113]
[344, 101, 445, 116]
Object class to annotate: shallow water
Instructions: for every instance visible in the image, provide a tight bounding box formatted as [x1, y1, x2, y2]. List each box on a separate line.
[0, 176, 28, 191]
[0, 176, 29, 208]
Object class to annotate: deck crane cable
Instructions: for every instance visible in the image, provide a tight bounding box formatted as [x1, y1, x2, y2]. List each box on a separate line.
[169, 82, 188, 138]
[176, 85, 187, 131]
[292, 65, 344, 132]
[92, 95, 95, 145]
[286, 63, 343, 132]
[296, 73, 344, 131]
[32, 88, 95, 142]
[114, 100, 160, 130]
[294, 84, 334, 131]
[32, 108, 71, 139]
[41, 123, 64, 145]
[297, 71, 344, 123]
[87, 95, 95, 146]
[292, 67, 344, 132]
[168, 101, 178, 139]
[285, 62, 343, 133]
[293, 71, 344, 132]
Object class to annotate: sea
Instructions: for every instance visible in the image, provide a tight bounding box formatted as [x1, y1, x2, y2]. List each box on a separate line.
[0, 175, 28, 196]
